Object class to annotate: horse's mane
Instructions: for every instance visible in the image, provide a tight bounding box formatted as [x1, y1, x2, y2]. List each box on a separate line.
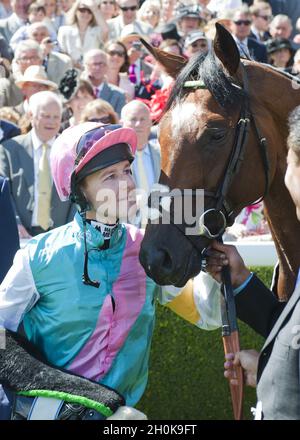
[165, 51, 245, 112]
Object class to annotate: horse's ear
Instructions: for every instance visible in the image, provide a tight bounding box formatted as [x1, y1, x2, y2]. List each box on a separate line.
[213, 23, 240, 76]
[140, 38, 187, 78]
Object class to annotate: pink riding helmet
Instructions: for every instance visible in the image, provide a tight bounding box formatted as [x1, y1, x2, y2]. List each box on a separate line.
[50, 122, 137, 202]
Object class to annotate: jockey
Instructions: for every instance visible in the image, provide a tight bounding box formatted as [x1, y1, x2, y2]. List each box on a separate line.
[0, 123, 222, 420]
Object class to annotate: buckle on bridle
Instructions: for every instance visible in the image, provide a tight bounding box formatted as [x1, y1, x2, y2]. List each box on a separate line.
[198, 209, 227, 239]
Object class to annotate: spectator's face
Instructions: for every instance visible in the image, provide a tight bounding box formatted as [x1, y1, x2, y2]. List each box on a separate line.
[122, 104, 151, 149]
[124, 39, 142, 62]
[69, 89, 94, 118]
[31, 100, 62, 142]
[12, 0, 32, 20]
[106, 43, 126, 71]
[285, 149, 300, 221]
[252, 9, 272, 32]
[232, 12, 252, 40]
[180, 17, 201, 35]
[99, 0, 116, 18]
[76, 4, 93, 25]
[17, 49, 43, 74]
[29, 10, 46, 23]
[60, 0, 74, 13]
[118, 0, 138, 24]
[186, 38, 208, 57]
[21, 82, 50, 100]
[44, 0, 56, 17]
[270, 20, 292, 39]
[29, 26, 50, 43]
[85, 53, 108, 82]
[142, 6, 159, 28]
[270, 48, 291, 68]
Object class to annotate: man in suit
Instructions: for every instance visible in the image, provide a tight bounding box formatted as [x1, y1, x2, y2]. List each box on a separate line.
[121, 100, 160, 194]
[0, 0, 32, 43]
[269, 0, 300, 36]
[0, 91, 75, 238]
[231, 5, 268, 63]
[82, 49, 126, 116]
[249, 1, 272, 42]
[206, 105, 300, 419]
[26, 22, 73, 85]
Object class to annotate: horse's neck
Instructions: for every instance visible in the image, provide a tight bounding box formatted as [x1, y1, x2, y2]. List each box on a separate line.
[263, 81, 300, 300]
[264, 175, 300, 300]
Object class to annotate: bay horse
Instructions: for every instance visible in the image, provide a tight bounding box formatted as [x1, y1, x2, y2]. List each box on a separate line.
[139, 24, 300, 301]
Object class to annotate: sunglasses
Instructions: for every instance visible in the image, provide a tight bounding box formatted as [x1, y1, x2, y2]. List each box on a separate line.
[258, 15, 272, 21]
[119, 5, 137, 11]
[78, 7, 92, 13]
[87, 116, 112, 124]
[108, 49, 125, 57]
[234, 20, 251, 26]
[191, 41, 207, 49]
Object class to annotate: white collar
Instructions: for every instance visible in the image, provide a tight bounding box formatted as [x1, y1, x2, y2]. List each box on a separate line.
[31, 128, 56, 151]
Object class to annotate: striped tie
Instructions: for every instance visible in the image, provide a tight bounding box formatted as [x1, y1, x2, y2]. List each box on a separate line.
[37, 143, 51, 231]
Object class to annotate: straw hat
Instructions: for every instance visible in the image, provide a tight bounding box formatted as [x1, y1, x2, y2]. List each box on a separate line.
[16, 65, 58, 90]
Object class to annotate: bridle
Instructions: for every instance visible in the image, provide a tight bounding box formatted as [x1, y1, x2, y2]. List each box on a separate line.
[149, 62, 270, 245]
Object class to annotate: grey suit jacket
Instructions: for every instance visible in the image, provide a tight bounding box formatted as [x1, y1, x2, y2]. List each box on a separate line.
[236, 275, 300, 419]
[0, 76, 23, 107]
[0, 132, 76, 235]
[0, 13, 22, 43]
[45, 52, 72, 85]
[99, 82, 126, 117]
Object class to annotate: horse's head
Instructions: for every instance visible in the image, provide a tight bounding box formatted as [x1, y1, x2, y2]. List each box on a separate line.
[139, 24, 276, 286]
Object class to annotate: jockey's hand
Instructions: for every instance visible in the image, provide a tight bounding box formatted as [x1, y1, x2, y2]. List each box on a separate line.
[205, 241, 251, 288]
[107, 406, 147, 420]
[224, 350, 259, 388]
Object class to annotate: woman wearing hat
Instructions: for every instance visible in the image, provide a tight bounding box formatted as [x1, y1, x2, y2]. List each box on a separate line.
[266, 37, 295, 73]
[0, 123, 221, 419]
[58, 0, 109, 69]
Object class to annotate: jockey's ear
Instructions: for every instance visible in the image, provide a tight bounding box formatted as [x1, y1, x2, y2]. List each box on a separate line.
[213, 23, 240, 76]
[140, 38, 187, 79]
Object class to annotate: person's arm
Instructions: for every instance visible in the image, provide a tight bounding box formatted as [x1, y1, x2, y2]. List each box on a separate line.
[158, 271, 222, 330]
[206, 241, 286, 338]
[0, 248, 40, 331]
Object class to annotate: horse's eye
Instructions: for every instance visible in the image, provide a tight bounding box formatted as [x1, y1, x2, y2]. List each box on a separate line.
[210, 130, 226, 141]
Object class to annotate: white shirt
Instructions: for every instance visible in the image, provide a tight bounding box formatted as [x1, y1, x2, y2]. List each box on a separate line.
[208, 0, 242, 13]
[31, 129, 56, 227]
[232, 35, 250, 58]
[132, 144, 156, 193]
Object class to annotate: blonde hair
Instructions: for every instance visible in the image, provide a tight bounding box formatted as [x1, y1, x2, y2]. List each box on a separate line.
[80, 99, 119, 123]
[66, 0, 97, 27]
[0, 107, 20, 125]
[137, 1, 161, 26]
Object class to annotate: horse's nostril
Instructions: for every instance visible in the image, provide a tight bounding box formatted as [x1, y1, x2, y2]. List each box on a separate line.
[161, 250, 173, 271]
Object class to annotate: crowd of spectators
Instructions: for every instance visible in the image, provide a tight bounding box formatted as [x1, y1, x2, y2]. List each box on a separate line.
[0, 0, 299, 240]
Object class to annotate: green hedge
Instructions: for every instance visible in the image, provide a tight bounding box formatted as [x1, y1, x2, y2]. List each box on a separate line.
[136, 267, 273, 420]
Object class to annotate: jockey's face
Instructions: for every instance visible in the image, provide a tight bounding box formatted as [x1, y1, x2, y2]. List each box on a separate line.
[81, 160, 137, 224]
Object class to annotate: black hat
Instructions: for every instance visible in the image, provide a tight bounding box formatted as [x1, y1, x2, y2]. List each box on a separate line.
[266, 37, 294, 55]
[155, 22, 181, 41]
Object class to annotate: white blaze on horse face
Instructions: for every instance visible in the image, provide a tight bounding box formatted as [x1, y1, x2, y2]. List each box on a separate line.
[171, 102, 199, 140]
